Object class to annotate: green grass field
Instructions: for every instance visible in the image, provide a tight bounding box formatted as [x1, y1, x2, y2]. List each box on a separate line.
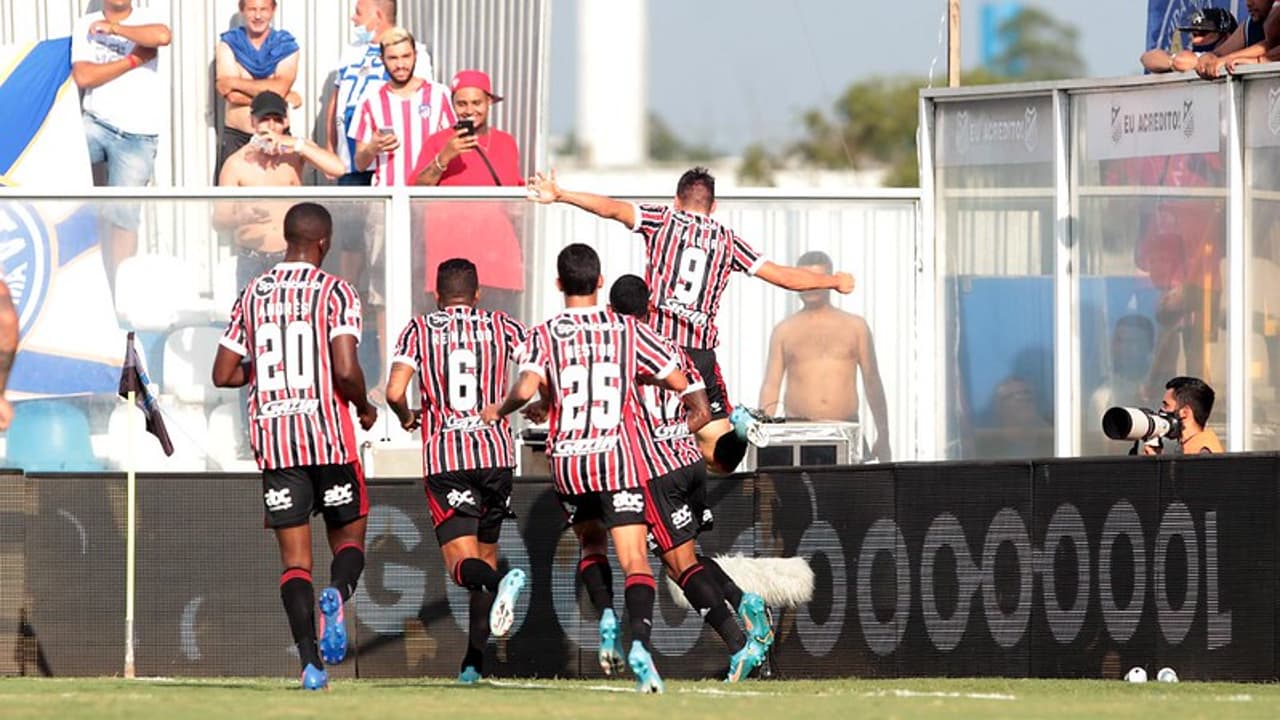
[0, 677, 1277, 720]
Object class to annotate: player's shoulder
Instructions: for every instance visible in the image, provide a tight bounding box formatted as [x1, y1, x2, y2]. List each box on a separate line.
[128, 6, 165, 24]
[335, 44, 371, 72]
[72, 11, 102, 31]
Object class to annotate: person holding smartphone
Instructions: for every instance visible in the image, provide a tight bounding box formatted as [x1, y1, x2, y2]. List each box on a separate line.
[413, 70, 525, 318]
[351, 27, 454, 187]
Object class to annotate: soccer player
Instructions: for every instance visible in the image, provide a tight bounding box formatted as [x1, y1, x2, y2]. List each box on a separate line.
[526, 167, 855, 473]
[384, 258, 530, 684]
[610, 274, 773, 681]
[212, 202, 377, 691]
[481, 244, 705, 694]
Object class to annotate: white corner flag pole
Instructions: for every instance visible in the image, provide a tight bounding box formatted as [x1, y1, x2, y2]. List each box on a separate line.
[124, 388, 137, 679]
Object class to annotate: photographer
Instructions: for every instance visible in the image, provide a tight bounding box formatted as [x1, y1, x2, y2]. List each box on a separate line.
[1136, 376, 1224, 455]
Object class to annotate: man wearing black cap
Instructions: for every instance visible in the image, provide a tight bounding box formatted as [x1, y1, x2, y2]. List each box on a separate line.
[215, 91, 345, 291]
[1141, 6, 1237, 73]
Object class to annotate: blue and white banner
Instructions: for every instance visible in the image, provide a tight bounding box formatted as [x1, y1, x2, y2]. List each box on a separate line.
[0, 38, 122, 398]
[1147, 1, 1247, 52]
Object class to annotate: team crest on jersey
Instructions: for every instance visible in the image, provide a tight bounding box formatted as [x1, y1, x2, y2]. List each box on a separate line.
[426, 311, 452, 330]
[0, 204, 53, 343]
[418, 103, 433, 118]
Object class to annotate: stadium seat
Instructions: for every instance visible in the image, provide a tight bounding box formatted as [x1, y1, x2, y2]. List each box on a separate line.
[211, 255, 239, 323]
[4, 400, 102, 472]
[114, 254, 214, 331]
[207, 401, 257, 472]
[163, 325, 237, 405]
[106, 400, 209, 472]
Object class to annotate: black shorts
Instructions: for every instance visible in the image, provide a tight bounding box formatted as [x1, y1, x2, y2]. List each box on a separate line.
[262, 463, 367, 530]
[425, 467, 515, 545]
[643, 461, 714, 555]
[685, 348, 731, 420]
[556, 487, 648, 530]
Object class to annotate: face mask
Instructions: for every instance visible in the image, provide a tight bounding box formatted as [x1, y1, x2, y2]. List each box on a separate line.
[351, 24, 375, 46]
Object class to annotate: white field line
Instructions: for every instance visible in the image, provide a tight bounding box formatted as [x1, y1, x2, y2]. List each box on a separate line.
[861, 689, 1018, 701]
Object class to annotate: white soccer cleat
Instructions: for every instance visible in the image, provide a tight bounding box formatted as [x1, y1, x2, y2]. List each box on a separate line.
[1125, 667, 1148, 683]
[490, 568, 527, 638]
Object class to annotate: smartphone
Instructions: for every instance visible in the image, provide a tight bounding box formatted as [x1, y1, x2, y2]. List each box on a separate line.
[377, 124, 396, 137]
[455, 119, 475, 137]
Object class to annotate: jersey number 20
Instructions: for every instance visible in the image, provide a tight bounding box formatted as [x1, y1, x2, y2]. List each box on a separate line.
[256, 321, 315, 392]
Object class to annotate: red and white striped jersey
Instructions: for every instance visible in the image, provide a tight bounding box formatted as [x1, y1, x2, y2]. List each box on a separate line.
[392, 306, 527, 476]
[219, 262, 363, 470]
[350, 80, 454, 187]
[631, 203, 766, 349]
[630, 349, 705, 480]
[518, 306, 678, 495]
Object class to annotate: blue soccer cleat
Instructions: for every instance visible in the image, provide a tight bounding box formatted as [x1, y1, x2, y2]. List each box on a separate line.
[739, 592, 774, 649]
[318, 586, 348, 665]
[597, 608, 625, 676]
[729, 407, 768, 447]
[300, 663, 328, 691]
[725, 639, 766, 682]
[490, 568, 527, 638]
[457, 665, 482, 684]
[628, 641, 665, 694]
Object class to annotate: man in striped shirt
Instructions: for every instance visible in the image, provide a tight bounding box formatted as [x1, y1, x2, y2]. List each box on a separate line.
[324, 0, 434, 186]
[526, 168, 855, 473]
[610, 275, 772, 681]
[481, 244, 705, 693]
[212, 202, 378, 691]
[384, 258, 530, 684]
[351, 27, 454, 187]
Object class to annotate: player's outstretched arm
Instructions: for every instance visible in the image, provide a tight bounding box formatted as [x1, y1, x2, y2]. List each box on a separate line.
[483, 370, 542, 425]
[754, 261, 856, 294]
[384, 363, 420, 431]
[526, 170, 636, 229]
[211, 347, 250, 388]
[332, 335, 377, 430]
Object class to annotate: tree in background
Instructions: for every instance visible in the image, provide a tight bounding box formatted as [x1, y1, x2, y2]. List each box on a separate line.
[738, 6, 1082, 187]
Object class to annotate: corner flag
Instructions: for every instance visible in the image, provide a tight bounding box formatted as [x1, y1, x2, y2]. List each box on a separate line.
[118, 331, 174, 456]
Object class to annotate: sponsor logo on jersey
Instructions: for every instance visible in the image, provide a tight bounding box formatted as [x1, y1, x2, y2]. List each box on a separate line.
[658, 298, 709, 326]
[259, 398, 321, 419]
[443, 415, 487, 432]
[550, 436, 620, 457]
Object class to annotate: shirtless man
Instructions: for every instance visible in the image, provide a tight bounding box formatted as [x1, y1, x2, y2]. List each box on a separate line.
[214, 0, 300, 180]
[214, 91, 345, 291]
[758, 250, 890, 462]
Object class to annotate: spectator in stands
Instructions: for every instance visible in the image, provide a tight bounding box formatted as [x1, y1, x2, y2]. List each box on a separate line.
[1138, 376, 1224, 455]
[413, 70, 524, 317]
[215, 91, 345, 291]
[325, 0, 434, 186]
[0, 280, 16, 431]
[351, 27, 454, 186]
[70, 0, 172, 287]
[1141, 7, 1237, 73]
[214, 0, 301, 183]
[1196, 0, 1278, 77]
[757, 250, 890, 462]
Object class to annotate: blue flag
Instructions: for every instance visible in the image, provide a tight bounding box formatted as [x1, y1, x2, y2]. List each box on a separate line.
[1147, 1, 1248, 53]
[0, 38, 121, 399]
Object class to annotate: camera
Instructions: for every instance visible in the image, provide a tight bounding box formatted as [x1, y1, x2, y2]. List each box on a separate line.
[1102, 406, 1183, 442]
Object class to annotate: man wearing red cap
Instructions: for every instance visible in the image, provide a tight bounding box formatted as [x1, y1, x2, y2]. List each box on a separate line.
[413, 70, 524, 317]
